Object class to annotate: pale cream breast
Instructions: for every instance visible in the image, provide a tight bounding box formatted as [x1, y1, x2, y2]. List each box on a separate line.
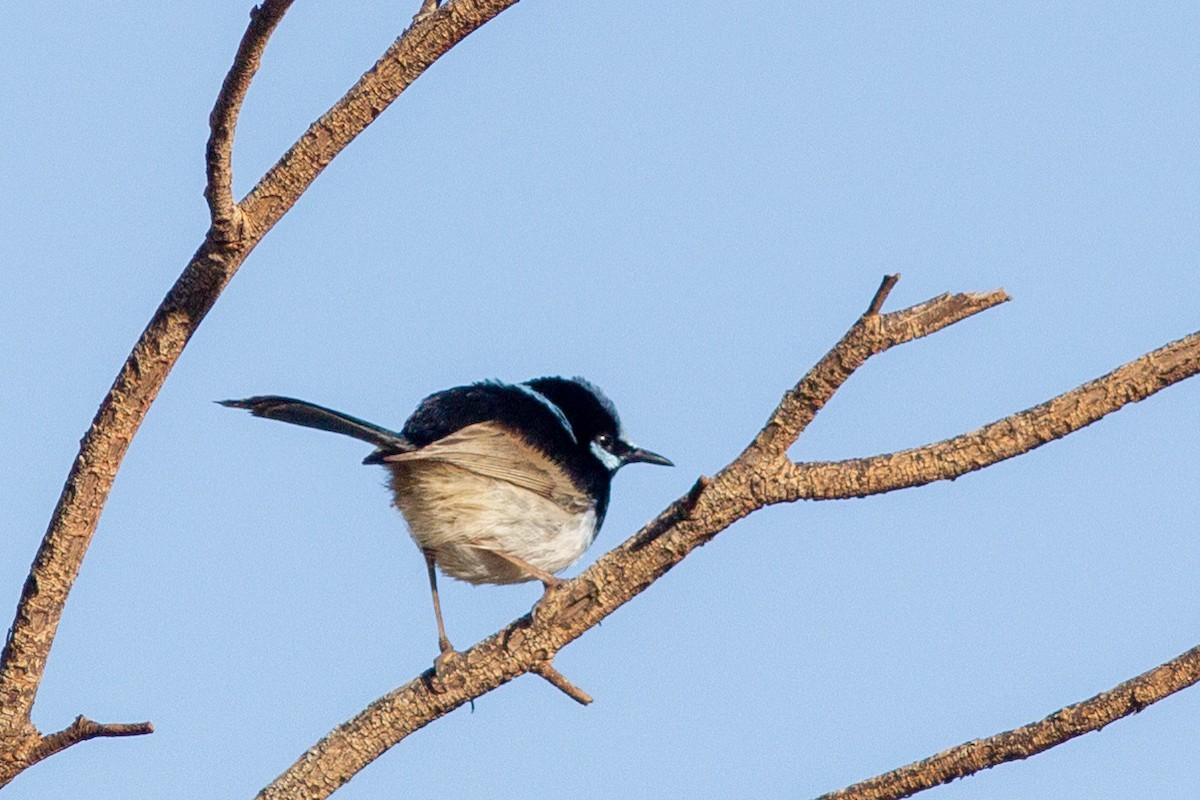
[382, 422, 597, 585]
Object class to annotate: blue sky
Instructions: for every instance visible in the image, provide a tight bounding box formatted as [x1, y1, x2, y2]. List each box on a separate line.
[2, 2, 1198, 797]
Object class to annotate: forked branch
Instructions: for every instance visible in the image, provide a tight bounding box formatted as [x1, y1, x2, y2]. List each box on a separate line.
[253, 277, 1200, 799]
[206, 0, 296, 240]
[0, 0, 519, 787]
[752, 278, 1010, 462]
[777, 329, 1200, 501]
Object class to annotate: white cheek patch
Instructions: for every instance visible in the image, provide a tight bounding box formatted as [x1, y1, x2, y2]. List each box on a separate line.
[590, 439, 622, 471]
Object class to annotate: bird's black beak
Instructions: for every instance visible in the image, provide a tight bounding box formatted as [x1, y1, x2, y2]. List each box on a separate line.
[623, 446, 674, 467]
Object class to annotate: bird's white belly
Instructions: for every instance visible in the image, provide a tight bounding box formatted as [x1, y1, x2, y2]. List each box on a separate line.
[390, 465, 598, 585]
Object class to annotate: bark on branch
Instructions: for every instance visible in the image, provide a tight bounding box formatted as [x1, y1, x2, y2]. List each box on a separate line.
[0, 0, 519, 787]
[779, 330, 1200, 501]
[29, 717, 154, 769]
[815, 642, 1200, 800]
[4, 1, 1197, 795]
[252, 278, 1200, 799]
[206, 0, 296, 241]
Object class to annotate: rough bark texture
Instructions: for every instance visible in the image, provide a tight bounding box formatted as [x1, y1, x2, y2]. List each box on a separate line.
[0, 0, 519, 786]
[4, 3, 1199, 797]
[815, 642, 1200, 800]
[781, 329, 1200, 500]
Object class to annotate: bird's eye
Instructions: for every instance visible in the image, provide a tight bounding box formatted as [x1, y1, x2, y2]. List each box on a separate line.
[595, 432, 614, 450]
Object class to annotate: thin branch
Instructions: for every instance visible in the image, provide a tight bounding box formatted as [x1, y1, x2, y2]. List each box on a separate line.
[814, 642, 1200, 800]
[0, 0, 519, 788]
[239, 0, 521, 239]
[865, 273, 901, 316]
[532, 662, 593, 706]
[752, 288, 1010, 462]
[205, 0, 296, 241]
[775, 328, 1200, 501]
[29, 716, 154, 768]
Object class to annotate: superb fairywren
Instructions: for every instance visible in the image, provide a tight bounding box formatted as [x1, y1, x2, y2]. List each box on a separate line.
[221, 377, 671, 657]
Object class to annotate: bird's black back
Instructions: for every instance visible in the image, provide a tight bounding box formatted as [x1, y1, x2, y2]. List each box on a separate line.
[374, 379, 619, 523]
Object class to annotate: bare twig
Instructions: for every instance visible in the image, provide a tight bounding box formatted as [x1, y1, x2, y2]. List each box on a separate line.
[29, 716, 154, 768]
[0, 0, 520, 787]
[238, 0, 521, 238]
[532, 661, 593, 706]
[814, 642, 1200, 800]
[865, 273, 901, 315]
[205, 0, 296, 241]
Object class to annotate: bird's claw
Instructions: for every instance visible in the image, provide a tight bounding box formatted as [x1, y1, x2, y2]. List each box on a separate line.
[531, 578, 565, 626]
[431, 646, 467, 692]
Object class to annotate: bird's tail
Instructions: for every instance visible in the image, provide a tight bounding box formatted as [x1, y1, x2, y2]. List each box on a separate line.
[218, 396, 411, 455]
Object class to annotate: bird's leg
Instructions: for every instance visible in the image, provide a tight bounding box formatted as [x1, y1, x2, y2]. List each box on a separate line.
[474, 546, 563, 590]
[424, 551, 464, 681]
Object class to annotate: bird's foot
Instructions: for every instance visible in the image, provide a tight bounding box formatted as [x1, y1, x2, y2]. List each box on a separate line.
[530, 577, 565, 626]
[430, 643, 467, 692]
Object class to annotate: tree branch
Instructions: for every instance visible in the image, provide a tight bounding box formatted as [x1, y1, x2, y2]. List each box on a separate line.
[5, 1, 1195, 791]
[751, 287, 1010, 462]
[776, 329, 1200, 501]
[865, 273, 901, 315]
[532, 661, 593, 706]
[239, 0, 520, 240]
[254, 277, 1198, 798]
[814, 642, 1200, 800]
[0, 0, 519, 787]
[205, 0, 296, 241]
[28, 716, 154, 769]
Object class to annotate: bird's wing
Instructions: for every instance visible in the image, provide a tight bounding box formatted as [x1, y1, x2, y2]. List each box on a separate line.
[381, 421, 591, 511]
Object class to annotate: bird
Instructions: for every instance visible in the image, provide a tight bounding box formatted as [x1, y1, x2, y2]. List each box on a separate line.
[220, 377, 672, 660]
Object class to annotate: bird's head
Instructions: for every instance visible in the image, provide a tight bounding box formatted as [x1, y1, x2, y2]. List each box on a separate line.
[524, 376, 673, 473]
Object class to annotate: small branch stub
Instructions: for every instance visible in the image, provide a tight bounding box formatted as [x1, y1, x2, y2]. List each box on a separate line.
[532, 661, 593, 706]
[865, 273, 901, 315]
[31, 716, 154, 766]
